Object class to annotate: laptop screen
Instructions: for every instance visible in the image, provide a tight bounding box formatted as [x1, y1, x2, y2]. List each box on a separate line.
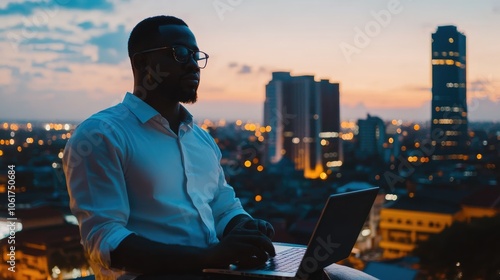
[296, 187, 379, 278]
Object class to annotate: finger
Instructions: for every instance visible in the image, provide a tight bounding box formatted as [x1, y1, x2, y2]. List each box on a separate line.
[266, 223, 275, 239]
[243, 219, 258, 230]
[229, 227, 264, 237]
[237, 255, 266, 269]
[236, 245, 269, 268]
[257, 220, 267, 235]
[228, 234, 276, 257]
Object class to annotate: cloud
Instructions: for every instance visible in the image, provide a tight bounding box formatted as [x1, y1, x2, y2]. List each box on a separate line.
[32, 61, 46, 68]
[468, 97, 500, 121]
[469, 76, 499, 101]
[78, 21, 95, 30]
[258, 66, 268, 73]
[53, 66, 71, 72]
[493, 6, 500, 13]
[0, 0, 113, 16]
[409, 86, 431, 92]
[89, 25, 128, 64]
[228, 62, 271, 75]
[61, 0, 113, 11]
[238, 65, 252, 74]
[0, 1, 36, 15]
[77, 21, 109, 30]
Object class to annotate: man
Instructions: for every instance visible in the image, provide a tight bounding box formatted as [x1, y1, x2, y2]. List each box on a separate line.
[63, 15, 275, 279]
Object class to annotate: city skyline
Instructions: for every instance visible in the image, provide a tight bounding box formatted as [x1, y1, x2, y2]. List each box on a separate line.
[0, 0, 499, 123]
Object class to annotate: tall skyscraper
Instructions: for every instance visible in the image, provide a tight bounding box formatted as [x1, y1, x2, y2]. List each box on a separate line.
[264, 72, 342, 179]
[431, 25, 468, 160]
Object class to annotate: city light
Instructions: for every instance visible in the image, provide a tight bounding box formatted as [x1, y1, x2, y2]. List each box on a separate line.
[341, 132, 354, 140]
[244, 160, 251, 167]
[326, 161, 343, 168]
[385, 194, 398, 201]
[10, 124, 19, 131]
[255, 194, 262, 202]
[361, 228, 371, 237]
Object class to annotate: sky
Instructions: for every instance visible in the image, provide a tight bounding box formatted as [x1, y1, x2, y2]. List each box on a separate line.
[0, 0, 499, 123]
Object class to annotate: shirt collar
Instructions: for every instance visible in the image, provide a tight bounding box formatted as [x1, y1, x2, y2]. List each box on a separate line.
[122, 92, 194, 127]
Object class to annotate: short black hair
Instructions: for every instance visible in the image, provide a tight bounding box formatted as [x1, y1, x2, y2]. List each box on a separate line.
[127, 15, 188, 59]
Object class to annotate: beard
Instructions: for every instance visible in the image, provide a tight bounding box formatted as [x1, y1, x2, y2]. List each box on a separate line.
[177, 83, 198, 104]
[156, 81, 198, 104]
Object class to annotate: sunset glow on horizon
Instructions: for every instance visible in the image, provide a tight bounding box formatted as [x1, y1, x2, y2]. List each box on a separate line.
[0, 0, 499, 123]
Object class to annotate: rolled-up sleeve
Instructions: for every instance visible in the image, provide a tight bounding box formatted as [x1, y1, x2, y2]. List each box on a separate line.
[208, 141, 251, 239]
[63, 119, 133, 268]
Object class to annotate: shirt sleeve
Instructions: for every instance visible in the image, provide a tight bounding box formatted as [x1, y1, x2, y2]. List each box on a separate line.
[63, 118, 134, 269]
[207, 138, 251, 239]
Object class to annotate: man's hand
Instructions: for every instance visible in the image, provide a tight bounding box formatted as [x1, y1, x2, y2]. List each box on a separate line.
[204, 227, 276, 269]
[233, 218, 275, 239]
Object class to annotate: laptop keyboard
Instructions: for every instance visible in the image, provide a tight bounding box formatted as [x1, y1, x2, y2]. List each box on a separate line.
[262, 247, 306, 273]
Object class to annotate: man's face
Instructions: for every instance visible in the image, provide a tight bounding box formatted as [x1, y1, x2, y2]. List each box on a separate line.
[143, 25, 201, 104]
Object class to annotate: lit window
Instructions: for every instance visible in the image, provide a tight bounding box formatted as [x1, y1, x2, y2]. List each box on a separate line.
[442, 51, 447, 56]
[449, 51, 454, 56]
[449, 38, 454, 43]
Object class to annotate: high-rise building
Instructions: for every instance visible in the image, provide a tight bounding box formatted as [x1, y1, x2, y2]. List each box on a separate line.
[263, 72, 342, 179]
[357, 114, 386, 159]
[431, 25, 468, 160]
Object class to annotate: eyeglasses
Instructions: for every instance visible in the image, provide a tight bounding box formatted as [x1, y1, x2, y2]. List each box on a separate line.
[135, 45, 209, 69]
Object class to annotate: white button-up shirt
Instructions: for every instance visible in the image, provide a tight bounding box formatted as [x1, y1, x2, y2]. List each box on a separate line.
[63, 92, 248, 279]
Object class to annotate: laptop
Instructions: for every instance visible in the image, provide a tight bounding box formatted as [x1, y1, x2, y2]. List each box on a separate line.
[203, 187, 379, 279]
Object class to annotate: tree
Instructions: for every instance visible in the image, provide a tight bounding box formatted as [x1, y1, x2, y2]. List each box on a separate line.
[413, 215, 500, 279]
